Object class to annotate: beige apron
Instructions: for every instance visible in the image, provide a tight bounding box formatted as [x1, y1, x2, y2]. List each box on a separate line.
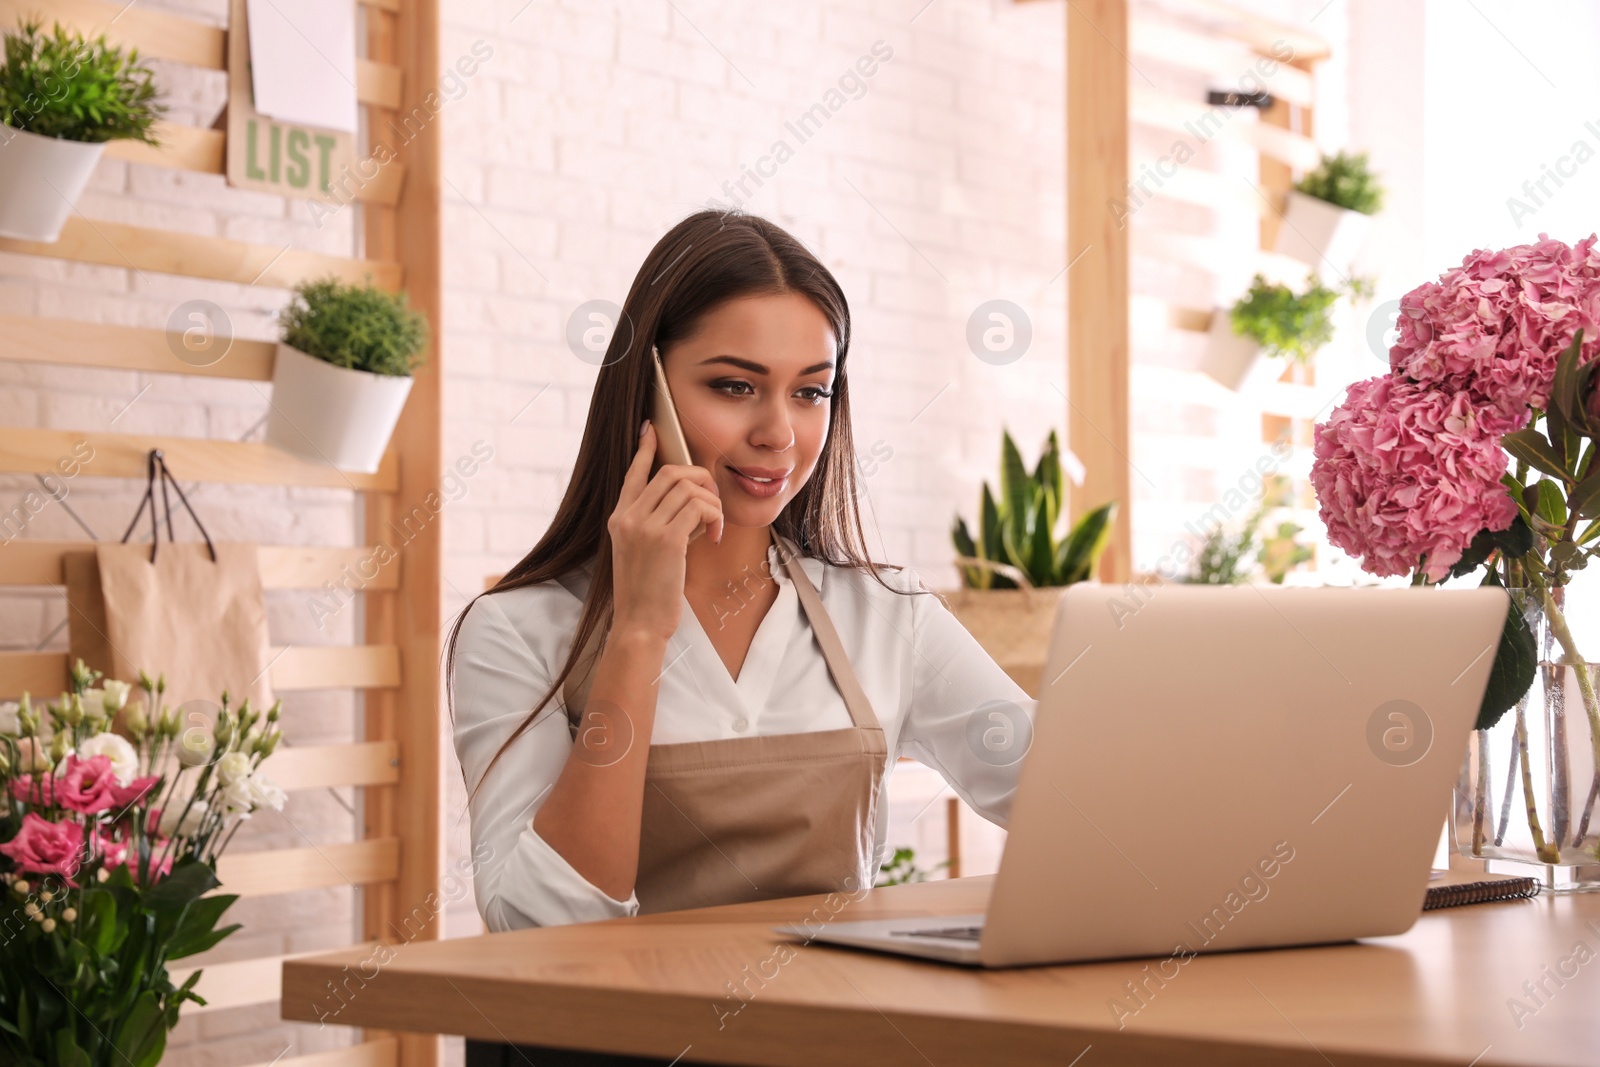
[562, 533, 887, 915]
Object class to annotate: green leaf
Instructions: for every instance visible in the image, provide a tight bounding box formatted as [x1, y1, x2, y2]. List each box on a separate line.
[1545, 404, 1574, 469]
[1476, 571, 1537, 732]
[978, 483, 1014, 589]
[1502, 428, 1572, 485]
[1026, 489, 1052, 585]
[951, 516, 982, 589]
[140, 859, 219, 911]
[165, 894, 240, 959]
[1444, 518, 1532, 582]
[1569, 465, 1600, 520]
[998, 431, 1031, 554]
[113, 991, 164, 1067]
[1055, 501, 1117, 584]
[1534, 478, 1568, 527]
[78, 888, 117, 957]
[1034, 430, 1063, 533]
[53, 1031, 89, 1067]
[1551, 328, 1587, 425]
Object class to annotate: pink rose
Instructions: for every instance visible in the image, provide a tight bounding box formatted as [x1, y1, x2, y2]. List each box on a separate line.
[94, 829, 130, 868]
[0, 813, 86, 886]
[10, 754, 122, 814]
[108, 774, 160, 810]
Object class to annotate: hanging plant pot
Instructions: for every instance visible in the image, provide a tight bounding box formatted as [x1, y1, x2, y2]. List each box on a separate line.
[1273, 190, 1372, 273]
[265, 342, 414, 473]
[1199, 308, 1285, 392]
[0, 127, 105, 241]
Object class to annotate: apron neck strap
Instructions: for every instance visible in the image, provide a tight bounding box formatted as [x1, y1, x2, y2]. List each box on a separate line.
[772, 533, 882, 733]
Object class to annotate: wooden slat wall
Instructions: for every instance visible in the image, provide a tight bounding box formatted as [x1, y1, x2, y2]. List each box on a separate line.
[0, 1, 441, 1065]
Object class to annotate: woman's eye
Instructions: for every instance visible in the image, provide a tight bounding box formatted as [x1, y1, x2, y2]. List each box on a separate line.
[711, 380, 833, 404]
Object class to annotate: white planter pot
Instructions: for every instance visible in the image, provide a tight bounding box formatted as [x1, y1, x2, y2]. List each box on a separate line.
[265, 342, 414, 474]
[1200, 309, 1287, 393]
[1273, 190, 1372, 273]
[0, 127, 106, 241]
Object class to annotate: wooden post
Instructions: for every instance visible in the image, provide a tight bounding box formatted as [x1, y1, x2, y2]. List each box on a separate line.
[364, 2, 444, 1066]
[1066, 0, 1132, 582]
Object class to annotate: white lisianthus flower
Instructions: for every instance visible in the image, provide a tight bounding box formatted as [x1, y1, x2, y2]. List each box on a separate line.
[216, 751, 253, 786]
[79, 689, 105, 719]
[159, 798, 208, 838]
[0, 701, 19, 735]
[176, 732, 214, 768]
[221, 777, 255, 817]
[77, 732, 140, 786]
[247, 772, 287, 812]
[99, 680, 131, 713]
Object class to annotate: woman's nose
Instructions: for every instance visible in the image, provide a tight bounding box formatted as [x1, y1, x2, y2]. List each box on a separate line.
[751, 398, 794, 451]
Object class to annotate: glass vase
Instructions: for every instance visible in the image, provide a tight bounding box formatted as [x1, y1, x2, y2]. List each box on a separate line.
[1452, 583, 1600, 890]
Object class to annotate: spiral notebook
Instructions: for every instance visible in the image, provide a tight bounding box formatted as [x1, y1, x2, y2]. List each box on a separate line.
[1424, 869, 1542, 910]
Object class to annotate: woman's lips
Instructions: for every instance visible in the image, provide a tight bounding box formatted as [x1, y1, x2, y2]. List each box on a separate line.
[727, 465, 788, 498]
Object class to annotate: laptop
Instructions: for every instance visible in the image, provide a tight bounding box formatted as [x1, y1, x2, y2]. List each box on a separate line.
[772, 583, 1507, 968]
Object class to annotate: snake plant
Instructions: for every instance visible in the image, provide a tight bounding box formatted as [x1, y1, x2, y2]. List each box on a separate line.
[950, 428, 1117, 589]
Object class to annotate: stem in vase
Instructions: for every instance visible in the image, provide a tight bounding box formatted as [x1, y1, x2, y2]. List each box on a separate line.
[1515, 699, 1562, 863]
[1545, 589, 1573, 847]
[1530, 569, 1600, 860]
[1496, 725, 1521, 846]
[1472, 728, 1489, 855]
[1576, 771, 1600, 846]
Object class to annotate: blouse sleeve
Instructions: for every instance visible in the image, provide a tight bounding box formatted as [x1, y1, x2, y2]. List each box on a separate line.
[451, 594, 641, 930]
[896, 571, 1040, 829]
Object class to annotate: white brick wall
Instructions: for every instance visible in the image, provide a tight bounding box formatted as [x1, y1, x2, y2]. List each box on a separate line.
[2, 1, 1368, 1063]
[439, 2, 1075, 979]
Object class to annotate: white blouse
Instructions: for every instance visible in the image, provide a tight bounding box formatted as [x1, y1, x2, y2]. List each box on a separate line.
[450, 540, 1039, 933]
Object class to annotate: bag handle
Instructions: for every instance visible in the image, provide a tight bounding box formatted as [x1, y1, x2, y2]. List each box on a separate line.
[118, 449, 217, 564]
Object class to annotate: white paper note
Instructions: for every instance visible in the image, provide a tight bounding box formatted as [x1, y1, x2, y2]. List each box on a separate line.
[245, 0, 359, 134]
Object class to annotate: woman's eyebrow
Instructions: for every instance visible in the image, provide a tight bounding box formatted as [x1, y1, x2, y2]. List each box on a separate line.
[698, 355, 835, 375]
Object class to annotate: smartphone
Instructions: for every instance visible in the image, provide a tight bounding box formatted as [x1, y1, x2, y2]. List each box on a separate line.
[650, 344, 708, 543]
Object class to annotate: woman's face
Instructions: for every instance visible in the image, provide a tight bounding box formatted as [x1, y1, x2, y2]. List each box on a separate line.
[661, 291, 837, 530]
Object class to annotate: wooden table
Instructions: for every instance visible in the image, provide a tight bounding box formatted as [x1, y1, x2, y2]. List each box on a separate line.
[280, 874, 1600, 1066]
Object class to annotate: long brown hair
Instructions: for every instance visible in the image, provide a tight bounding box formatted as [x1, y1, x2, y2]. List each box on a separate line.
[446, 208, 922, 808]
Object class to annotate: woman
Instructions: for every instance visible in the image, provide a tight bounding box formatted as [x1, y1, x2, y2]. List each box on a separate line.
[447, 208, 1038, 939]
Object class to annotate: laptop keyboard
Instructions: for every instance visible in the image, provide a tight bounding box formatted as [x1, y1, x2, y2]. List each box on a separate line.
[890, 924, 984, 942]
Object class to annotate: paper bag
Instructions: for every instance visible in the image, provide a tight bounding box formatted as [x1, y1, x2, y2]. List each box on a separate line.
[63, 550, 116, 693]
[91, 542, 276, 712]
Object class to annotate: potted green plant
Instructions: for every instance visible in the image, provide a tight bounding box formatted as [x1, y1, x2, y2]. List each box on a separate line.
[945, 428, 1116, 696]
[265, 275, 429, 474]
[1202, 272, 1369, 392]
[1276, 150, 1384, 272]
[1184, 476, 1313, 585]
[0, 18, 165, 242]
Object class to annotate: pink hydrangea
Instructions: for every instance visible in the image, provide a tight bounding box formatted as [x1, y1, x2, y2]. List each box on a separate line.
[1311, 375, 1521, 581]
[1389, 233, 1600, 419]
